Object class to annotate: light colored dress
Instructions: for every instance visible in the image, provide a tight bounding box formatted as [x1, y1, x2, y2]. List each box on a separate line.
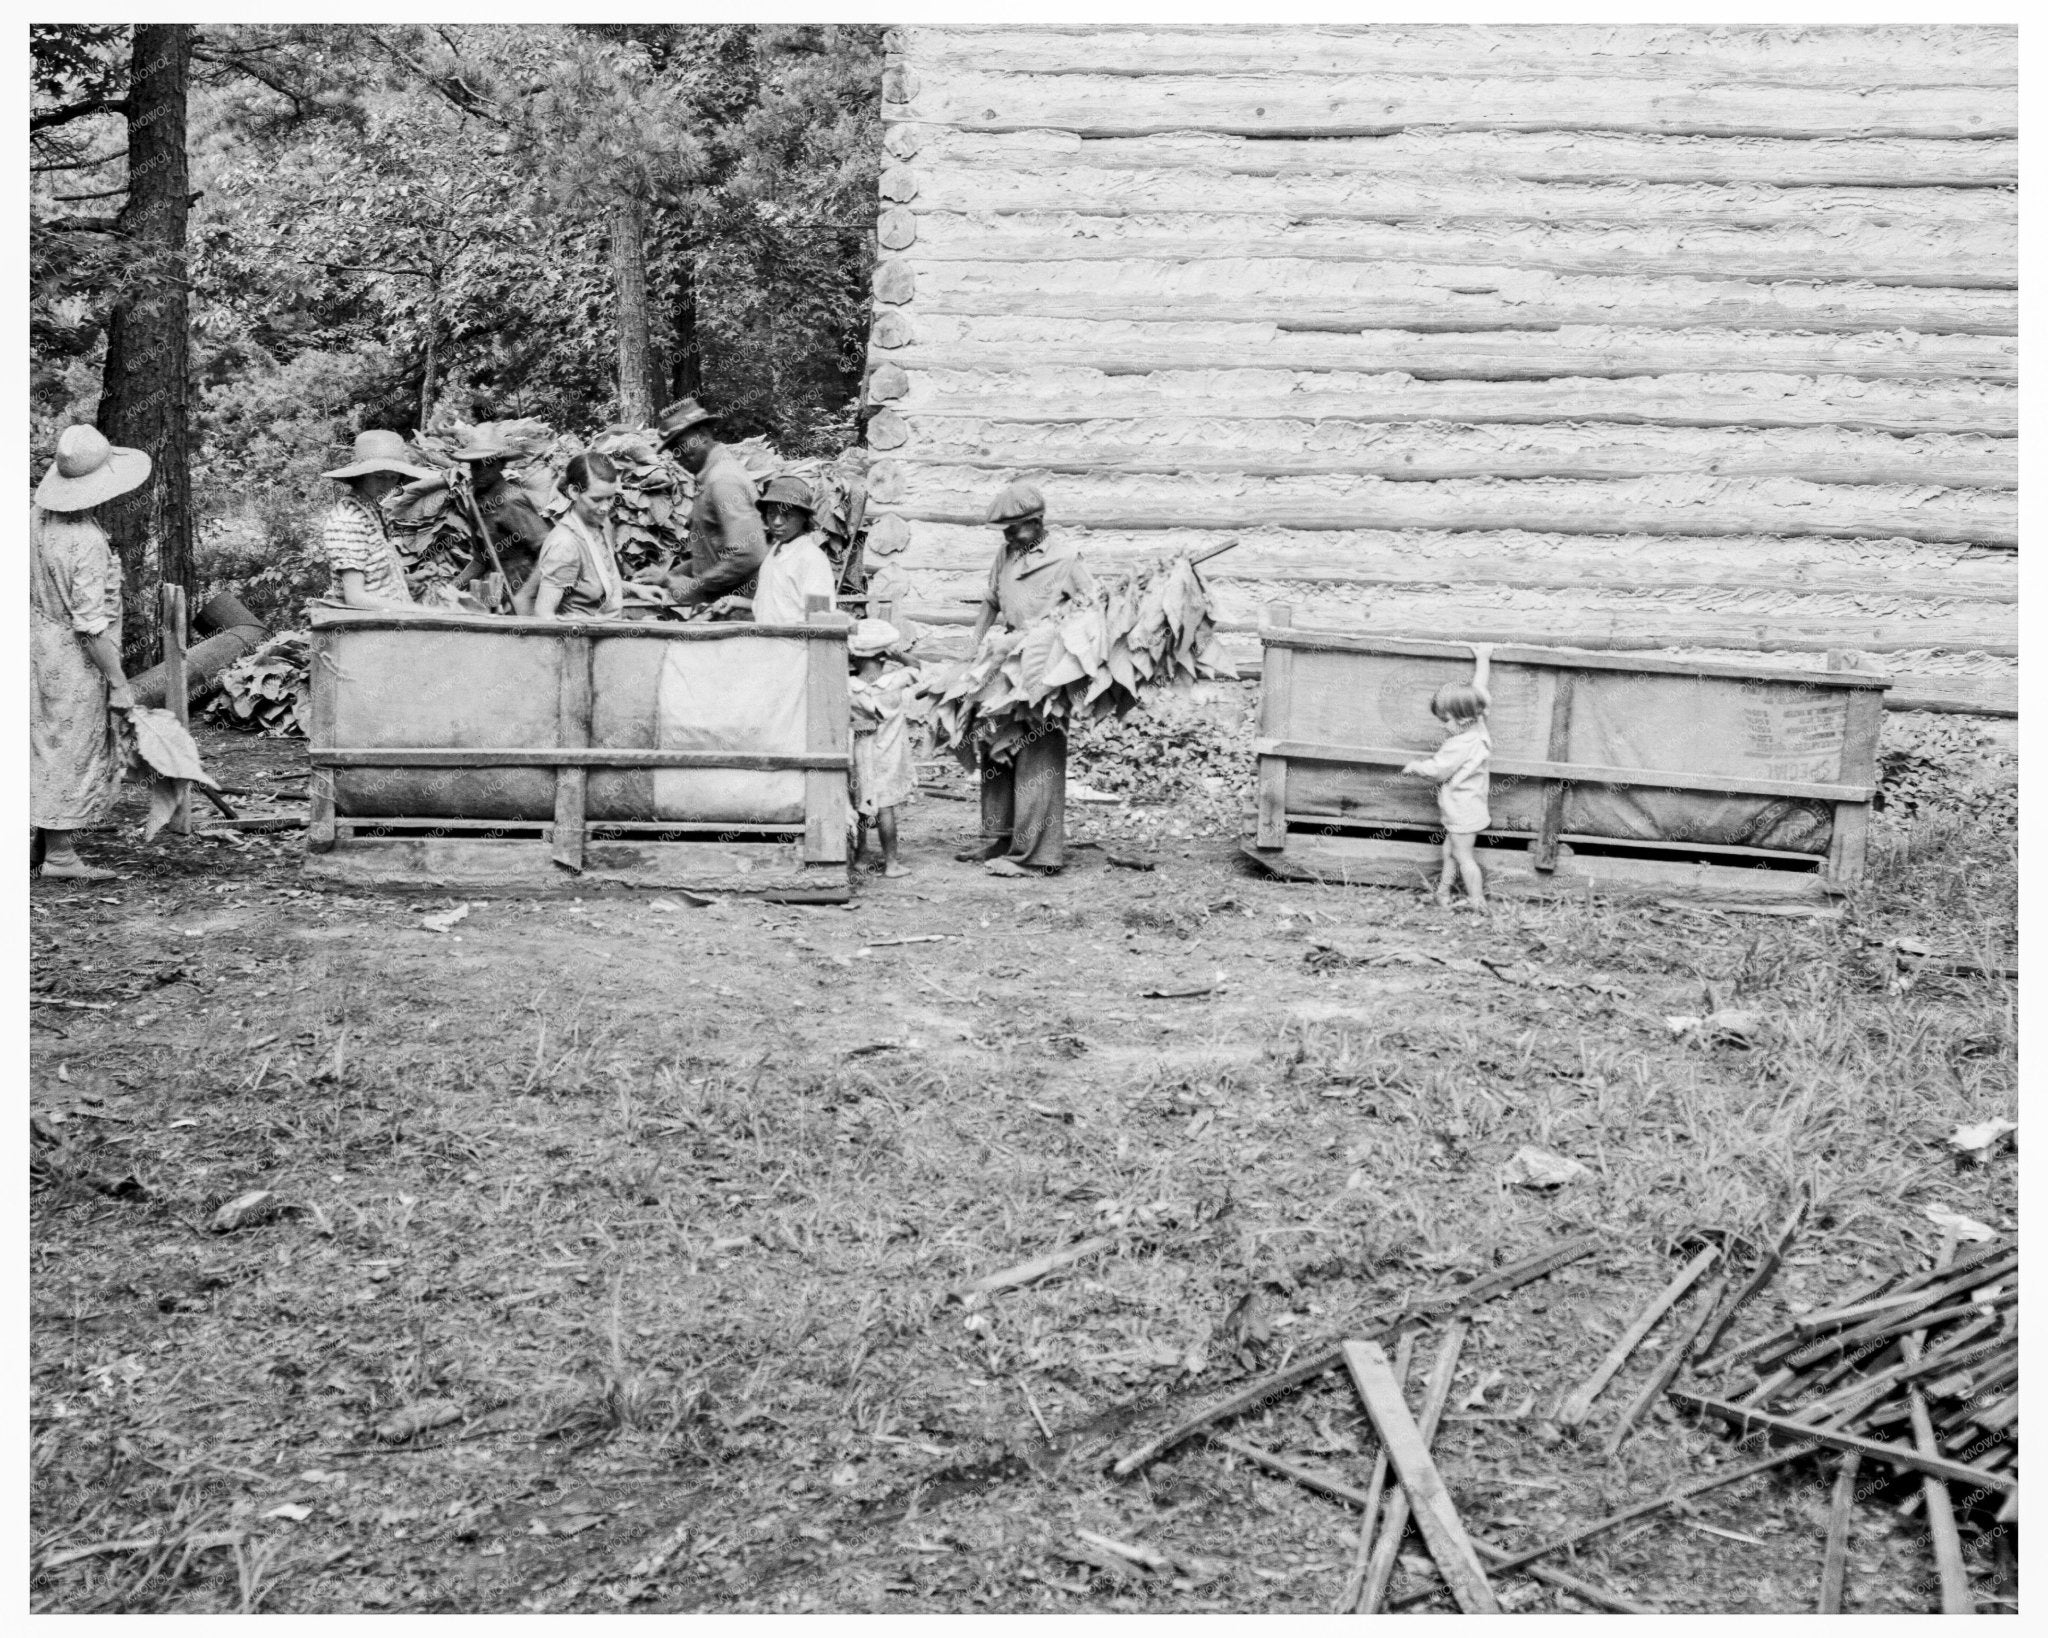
[31, 508, 124, 829]
[750, 531, 837, 624]
[1410, 721, 1492, 834]
[321, 493, 414, 604]
[534, 512, 625, 618]
[849, 665, 917, 818]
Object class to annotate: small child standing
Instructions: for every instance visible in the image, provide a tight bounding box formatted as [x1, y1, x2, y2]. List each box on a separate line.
[1402, 643, 1493, 909]
[847, 619, 917, 878]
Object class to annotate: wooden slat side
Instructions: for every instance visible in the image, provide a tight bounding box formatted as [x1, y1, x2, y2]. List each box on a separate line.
[313, 749, 852, 771]
[803, 598, 852, 864]
[306, 629, 338, 853]
[1256, 739, 1872, 804]
[552, 634, 593, 874]
[1254, 605, 1293, 849]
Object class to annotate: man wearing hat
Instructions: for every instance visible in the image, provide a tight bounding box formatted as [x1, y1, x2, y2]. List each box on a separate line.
[31, 425, 153, 878]
[319, 430, 435, 609]
[748, 474, 838, 625]
[957, 480, 1098, 875]
[444, 430, 553, 612]
[652, 398, 768, 615]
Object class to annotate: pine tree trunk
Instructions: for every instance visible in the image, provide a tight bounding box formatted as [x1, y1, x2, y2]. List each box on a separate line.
[610, 199, 662, 424]
[672, 249, 702, 399]
[419, 269, 441, 429]
[98, 21, 193, 646]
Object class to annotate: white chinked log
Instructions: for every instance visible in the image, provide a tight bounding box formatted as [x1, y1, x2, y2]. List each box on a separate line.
[886, 520, 2016, 603]
[883, 317, 2017, 383]
[897, 25, 2016, 89]
[899, 69, 2014, 140]
[905, 211, 2014, 290]
[889, 370, 2016, 437]
[902, 126, 2018, 189]
[910, 259, 2014, 337]
[883, 419, 2016, 491]
[902, 164, 2018, 231]
[887, 466, 2015, 549]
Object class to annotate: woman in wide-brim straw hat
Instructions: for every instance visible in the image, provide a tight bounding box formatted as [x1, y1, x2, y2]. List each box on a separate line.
[31, 425, 154, 879]
[319, 429, 435, 610]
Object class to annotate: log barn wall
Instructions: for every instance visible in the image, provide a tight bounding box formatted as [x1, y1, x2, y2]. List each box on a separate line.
[862, 24, 2017, 716]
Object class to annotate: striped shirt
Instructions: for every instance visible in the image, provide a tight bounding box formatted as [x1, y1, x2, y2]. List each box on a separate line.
[322, 494, 414, 605]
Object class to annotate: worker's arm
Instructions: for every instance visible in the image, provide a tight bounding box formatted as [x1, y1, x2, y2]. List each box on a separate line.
[1471, 642, 1492, 693]
[533, 578, 565, 619]
[673, 473, 769, 602]
[336, 569, 411, 611]
[81, 631, 135, 710]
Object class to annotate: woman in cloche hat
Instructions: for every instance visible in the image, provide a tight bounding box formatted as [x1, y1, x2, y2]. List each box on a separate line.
[30, 424, 154, 879]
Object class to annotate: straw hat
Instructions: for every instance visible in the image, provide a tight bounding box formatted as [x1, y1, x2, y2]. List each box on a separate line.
[321, 429, 434, 482]
[984, 480, 1045, 524]
[848, 618, 903, 658]
[35, 425, 152, 513]
[759, 474, 816, 512]
[449, 429, 520, 463]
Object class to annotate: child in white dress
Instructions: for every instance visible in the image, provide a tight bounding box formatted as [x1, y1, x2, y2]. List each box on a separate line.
[848, 619, 916, 877]
[1402, 643, 1493, 909]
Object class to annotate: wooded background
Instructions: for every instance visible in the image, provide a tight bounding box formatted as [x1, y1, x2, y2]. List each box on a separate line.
[862, 25, 2017, 718]
[29, 23, 885, 659]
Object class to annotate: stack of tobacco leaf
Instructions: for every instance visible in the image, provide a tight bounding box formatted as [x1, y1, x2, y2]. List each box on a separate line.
[919, 555, 1237, 767]
[204, 630, 313, 738]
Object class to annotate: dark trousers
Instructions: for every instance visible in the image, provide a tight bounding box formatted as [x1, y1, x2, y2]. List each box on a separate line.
[979, 728, 1067, 870]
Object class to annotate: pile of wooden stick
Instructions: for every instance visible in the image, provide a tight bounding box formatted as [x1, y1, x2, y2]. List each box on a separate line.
[1676, 1230, 2016, 1612]
[1105, 1213, 2016, 1613]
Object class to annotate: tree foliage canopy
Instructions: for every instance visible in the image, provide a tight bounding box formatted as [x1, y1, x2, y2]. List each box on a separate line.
[29, 21, 884, 602]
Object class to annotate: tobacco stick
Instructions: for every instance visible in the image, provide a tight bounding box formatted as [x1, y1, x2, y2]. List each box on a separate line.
[1818, 1452, 1860, 1613]
[956, 1235, 1114, 1299]
[1901, 1232, 1973, 1614]
[1604, 1274, 1728, 1457]
[1695, 1190, 1807, 1363]
[1217, 1414, 1651, 1614]
[1783, 1290, 2012, 1372]
[1557, 1246, 1720, 1427]
[1332, 1331, 1413, 1613]
[1668, 1394, 2016, 1497]
[1358, 1319, 1467, 1613]
[1109, 1233, 1599, 1478]
[1343, 1335, 1498, 1614]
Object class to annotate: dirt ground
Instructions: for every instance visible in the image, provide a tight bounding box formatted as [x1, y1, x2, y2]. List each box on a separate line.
[29, 726, 2017, 1614]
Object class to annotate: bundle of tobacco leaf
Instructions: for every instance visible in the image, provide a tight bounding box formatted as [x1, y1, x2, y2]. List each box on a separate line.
[204, 630, 313, 738]
[919, 554, 1237, 767]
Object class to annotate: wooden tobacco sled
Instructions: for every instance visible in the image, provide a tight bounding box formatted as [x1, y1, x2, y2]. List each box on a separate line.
[302, 604, 854, 899]
[1242, 610, 1888, 903]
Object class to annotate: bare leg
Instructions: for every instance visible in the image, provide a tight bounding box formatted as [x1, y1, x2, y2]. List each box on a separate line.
[1449, 831, 1487, 907]
[1433, 838, 1456, 907]
[878, 807, 908, 877]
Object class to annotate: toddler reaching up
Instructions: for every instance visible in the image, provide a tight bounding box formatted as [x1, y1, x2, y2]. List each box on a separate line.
[1402, 643, 1493, 909]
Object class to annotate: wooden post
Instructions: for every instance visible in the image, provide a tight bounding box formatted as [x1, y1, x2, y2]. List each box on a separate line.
[1826, 655, 1885, 893]
[803, 598, 852, 864]
[552, 633, 593, 873]
[1254, 604, 1293, 850]
[1532, 667, 1574, 872]
[159, 584, 192, 835]
[306, 629, 337, 853]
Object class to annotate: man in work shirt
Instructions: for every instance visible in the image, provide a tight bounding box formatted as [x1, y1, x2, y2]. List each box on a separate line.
[653, 397, 768, 616]
[956, 481, 1098, 875]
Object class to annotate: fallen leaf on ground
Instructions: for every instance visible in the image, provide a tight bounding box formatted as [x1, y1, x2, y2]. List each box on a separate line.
[264, 1503, 312, 1522]
[419, 903, 471, 934]
[1666, 1009, 1768, 1047]
[375, 1399, 462, 1442]
[211, 1189, 279, 1232]
[1948, 1118, 2016, 1163]
[1921, 1205, 1997, 1243]
[1499, 1146, 1592, 1189]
